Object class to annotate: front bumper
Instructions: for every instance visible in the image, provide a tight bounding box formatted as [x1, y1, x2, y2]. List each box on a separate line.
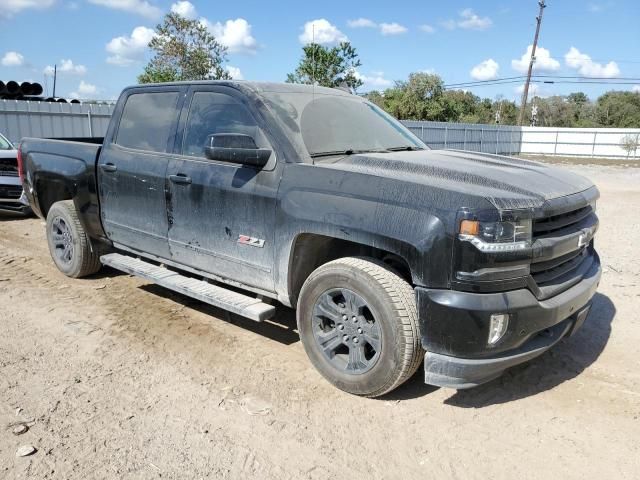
[0, 178, 31, 215]
[417, 252, 601, 389]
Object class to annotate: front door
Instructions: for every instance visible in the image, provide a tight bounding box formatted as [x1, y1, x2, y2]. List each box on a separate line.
[99, 88, 184, 258]
[165, 87, 281, 291]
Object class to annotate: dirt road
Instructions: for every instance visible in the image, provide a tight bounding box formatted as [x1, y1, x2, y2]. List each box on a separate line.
[1, 164, 639, 479]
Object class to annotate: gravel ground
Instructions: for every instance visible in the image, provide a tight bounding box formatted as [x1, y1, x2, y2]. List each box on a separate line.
[0, 163, 639, 479]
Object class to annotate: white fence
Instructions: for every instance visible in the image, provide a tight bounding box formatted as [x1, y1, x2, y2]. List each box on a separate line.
[405, 120, 640, 159]
[520, 127, 640, 159]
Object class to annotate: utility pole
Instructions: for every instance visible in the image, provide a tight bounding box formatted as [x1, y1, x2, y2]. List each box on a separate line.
[518, 0, 546, 126]
[52, 64, 57, 98]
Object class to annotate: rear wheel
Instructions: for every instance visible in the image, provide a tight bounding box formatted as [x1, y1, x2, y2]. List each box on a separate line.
[46, 200, 102, 278]
[297, 257, 423, 397]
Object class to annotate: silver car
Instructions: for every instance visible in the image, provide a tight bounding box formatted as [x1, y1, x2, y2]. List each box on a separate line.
[0, 132, 31, 214]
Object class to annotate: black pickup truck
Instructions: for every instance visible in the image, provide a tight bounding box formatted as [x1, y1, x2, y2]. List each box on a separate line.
[20, 81, 601, 396]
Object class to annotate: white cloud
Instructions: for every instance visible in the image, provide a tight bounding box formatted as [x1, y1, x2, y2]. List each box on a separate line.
[458, 8, 492, 29]
[441, 19, 456, 30]
[88, 0, 161, 20]
[1, 51, 25, 67]
[564, 47, 620, 78]
[354, 71, 393, 90]
[511, 45, 560, 73]
[170, 0, 197, 19]
[225, 65, 243, 80]
[588, 2, 613, 13]
[1, 0, 55, 17]
[70, 80, 99, 99]
[299, 19, 348, 45]
[347, 18, 377, 28]
[44, 59, 87, 76]
[106, 26, 156, 66]
[443, 9, 492, 30]
[633, 85, 640, 93]
[202, 18, 258, 54]
[347, 18, 408, 36]
[470, 59, 499, 81]
[420, 24, 436, 34]
[379, 23, 407, 36]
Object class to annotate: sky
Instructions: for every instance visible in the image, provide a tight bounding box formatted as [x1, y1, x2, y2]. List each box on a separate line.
[1, 0, 639, 103]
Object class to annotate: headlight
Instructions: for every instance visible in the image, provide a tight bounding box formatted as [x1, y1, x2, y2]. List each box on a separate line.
[459, 218, 532, 252]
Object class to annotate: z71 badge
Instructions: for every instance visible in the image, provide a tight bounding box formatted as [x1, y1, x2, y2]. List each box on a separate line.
[238, 235, 265, 248]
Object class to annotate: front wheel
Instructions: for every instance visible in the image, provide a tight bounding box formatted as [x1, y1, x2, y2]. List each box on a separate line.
[297, 257, 423, 397]
[46, 200, 102, 278]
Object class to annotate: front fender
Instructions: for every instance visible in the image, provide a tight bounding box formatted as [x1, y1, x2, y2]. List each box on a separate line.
[274, 165, 453, 300]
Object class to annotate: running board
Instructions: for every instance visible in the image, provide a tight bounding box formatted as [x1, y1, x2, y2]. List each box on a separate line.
[100, 253, 275, 322]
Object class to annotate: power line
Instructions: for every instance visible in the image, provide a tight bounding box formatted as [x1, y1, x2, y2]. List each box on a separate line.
[444, 75, 640, 89]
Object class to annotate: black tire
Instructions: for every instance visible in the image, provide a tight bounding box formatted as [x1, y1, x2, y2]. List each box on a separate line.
[46, 200, 102, 278]
[297, 257, 423, 397]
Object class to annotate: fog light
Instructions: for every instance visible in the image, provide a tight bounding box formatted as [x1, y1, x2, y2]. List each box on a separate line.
[488, 314, 509, 345]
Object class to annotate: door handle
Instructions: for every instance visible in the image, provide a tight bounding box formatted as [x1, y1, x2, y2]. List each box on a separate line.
[169, 174, 192, 185]
[100, 163, 117, 173]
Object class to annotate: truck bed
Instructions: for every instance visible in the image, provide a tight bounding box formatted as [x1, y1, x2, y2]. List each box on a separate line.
[20, 137, 106, 240]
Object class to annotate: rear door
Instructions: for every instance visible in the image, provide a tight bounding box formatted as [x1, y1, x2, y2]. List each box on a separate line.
[165, 86, 282, 291]
[99, 87, 186, 258]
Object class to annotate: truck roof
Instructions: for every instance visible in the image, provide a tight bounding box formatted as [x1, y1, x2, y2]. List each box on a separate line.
[124, 80, 354, 98]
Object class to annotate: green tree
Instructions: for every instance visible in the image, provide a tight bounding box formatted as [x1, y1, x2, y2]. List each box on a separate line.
[286, 42, 363, 91]
[567, 92, 589, 106]
[138, 12, 230, 84]
[595, 91, 640, 128]
[366, 71, 640, 128]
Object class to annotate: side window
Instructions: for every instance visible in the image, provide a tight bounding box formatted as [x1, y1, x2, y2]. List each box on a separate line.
[182, 92, 270, 158]
[116, 92, 179, 153]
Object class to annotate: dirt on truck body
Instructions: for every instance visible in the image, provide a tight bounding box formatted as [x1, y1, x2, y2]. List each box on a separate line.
[18, 81, 604, 396]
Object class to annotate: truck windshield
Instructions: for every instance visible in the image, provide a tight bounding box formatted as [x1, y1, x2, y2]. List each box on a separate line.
[261, 91, 427, 157]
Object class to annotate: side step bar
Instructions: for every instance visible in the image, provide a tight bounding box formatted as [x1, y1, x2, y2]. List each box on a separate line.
[100, 253, 276, 322]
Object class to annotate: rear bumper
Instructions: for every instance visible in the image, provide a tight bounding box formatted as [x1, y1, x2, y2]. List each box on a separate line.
[417, 252, 601, 389]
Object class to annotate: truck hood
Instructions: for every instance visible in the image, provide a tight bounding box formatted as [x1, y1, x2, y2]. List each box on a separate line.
[317, 149, 595, 210]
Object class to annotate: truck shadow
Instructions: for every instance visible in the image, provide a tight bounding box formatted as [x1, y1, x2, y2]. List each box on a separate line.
[386, 292, 615, 405]
[139, 283, 300, 346]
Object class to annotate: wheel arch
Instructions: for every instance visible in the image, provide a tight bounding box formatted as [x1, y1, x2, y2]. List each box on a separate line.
[284, 232, 415, 307]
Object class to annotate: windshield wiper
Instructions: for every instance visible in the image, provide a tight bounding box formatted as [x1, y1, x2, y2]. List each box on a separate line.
[310, 149, 387, 158]
[385, 146, 424, 152]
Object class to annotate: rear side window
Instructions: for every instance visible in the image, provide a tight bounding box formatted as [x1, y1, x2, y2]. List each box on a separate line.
[182, 92, 270, 158]
[116, 92, 179, 152]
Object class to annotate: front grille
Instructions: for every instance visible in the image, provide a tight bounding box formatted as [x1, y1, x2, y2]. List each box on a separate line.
[533, 205, 593, 237]
[0, 186, 22, 200]
[0, 157, 18, 177]
[531, 247, 588, 284]
[530, 205, 598, 300]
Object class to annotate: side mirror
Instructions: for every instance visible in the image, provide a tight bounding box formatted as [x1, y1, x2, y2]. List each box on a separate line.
[204, 133, 271, 168]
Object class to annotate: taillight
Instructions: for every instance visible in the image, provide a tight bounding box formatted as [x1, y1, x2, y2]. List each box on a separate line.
[17, 143, 24, 182]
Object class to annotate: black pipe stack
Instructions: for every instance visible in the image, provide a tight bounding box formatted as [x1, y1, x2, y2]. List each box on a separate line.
[1, 79, 62, 102]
